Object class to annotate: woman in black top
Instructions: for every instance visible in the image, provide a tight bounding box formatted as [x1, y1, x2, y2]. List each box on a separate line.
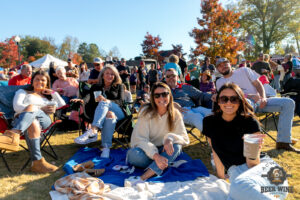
[203, 83, 288, 200]
[74, 65, 125, 158]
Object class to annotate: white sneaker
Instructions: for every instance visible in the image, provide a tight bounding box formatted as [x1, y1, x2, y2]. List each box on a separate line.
[74, 129, 98, 144]
[124, 176, 144, 187]
[100, 148, 110, 158]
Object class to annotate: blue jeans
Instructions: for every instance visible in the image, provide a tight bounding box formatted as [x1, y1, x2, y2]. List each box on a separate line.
[127, 144, 182, 176]
[271, 75, 281, 91]
[12, 110, 51, 133]
[249, 97, 295, 143]
[183, 106, 212, 132]
[92, 101, 125, 148]
[12, 110, 52, 161]
[227, 156, 288, 200]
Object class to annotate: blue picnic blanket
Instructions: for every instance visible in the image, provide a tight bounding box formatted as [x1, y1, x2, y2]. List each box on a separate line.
[63, 147, 209, 187]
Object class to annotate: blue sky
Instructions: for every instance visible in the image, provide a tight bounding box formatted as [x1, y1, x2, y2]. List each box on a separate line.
[0, 0, 234, 59]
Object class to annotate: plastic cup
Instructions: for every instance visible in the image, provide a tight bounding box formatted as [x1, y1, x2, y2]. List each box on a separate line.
[243, 134, 261, 160]
[93, 91, 102, 102]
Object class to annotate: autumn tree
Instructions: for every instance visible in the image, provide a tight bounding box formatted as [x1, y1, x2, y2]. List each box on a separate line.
[58, 36, 79, 60]
[0, 37, 21, 68]
[71, 53, 83, 65]
[239, 0, 300, 54]
[190, 0, 244, 64]
[141, 32, 162, 59]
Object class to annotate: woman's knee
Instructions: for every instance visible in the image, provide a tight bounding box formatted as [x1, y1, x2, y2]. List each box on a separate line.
[23, 105, 35, 112]
[27, 120, 41, 139]
[106, 111, 116, 119]
[127, 148, 151, 168]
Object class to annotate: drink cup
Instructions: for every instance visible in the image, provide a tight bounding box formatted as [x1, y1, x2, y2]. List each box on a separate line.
[93, 91, 102, 102]
[47, 101, 56, 106]
[243, 134, 261, 160]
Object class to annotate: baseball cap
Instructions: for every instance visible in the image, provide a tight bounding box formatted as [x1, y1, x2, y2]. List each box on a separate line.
[93, 57, 103, 64]
[259, 53, 264, 57]
[241, 58, 246, 62]
[67, 58, 72, 62]
[216, 58, 229, 67]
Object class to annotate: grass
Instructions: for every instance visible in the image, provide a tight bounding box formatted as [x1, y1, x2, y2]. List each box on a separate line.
[0, 115, 299, 200]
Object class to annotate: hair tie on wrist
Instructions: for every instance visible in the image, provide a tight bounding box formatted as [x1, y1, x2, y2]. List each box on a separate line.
[51, 90, 55, 94]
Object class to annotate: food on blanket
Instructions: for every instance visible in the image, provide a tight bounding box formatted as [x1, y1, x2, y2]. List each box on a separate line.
[84, 168, 105, 177]
[112, 165, 129, 171]
[73, 160, 95, 172]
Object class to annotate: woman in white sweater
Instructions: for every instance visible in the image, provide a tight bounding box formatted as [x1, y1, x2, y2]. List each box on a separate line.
[0, 69, 65, 173]
[126, 82, 189, 185]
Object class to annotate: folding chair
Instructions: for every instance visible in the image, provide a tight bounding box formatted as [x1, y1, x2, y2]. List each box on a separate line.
[0, 112, 62, 172]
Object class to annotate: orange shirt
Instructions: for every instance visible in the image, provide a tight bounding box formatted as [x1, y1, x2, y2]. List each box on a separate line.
[8, 74, 31, 86]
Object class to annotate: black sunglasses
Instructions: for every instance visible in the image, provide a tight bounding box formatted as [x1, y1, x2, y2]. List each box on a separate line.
[218, 95, 240, 104]
[153, 92, 169, 99]
[94, 64, 100, 66]
[166, 74, 176, 79]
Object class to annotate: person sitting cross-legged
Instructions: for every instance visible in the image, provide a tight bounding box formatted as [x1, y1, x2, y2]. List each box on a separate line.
[126, 82, 189, 186]
[165, 68, 213, 132]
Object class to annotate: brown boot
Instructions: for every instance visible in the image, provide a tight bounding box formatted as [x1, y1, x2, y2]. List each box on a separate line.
[276, 142, 300, 153]
[31, 157, 58, 173]
[0, 130, 20, 151]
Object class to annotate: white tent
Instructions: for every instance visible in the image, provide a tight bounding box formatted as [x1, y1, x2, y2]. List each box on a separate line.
[29, 54, 68, 69]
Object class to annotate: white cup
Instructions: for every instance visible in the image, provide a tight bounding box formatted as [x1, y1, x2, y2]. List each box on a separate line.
[243, 134, 261, 160]
[93, 91, 102, 102]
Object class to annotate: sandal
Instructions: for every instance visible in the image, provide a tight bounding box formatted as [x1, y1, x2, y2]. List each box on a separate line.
[73, 160, 95, 172]
[84, 168, 105, 177]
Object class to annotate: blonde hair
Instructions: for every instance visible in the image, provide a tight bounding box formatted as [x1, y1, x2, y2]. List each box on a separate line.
[169, 54, 179, 64]
[98, 65, 122, 86]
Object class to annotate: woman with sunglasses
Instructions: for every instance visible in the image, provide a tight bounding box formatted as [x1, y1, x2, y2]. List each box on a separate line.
[202, 83, 287, 200]
[126, 82, 189, 185]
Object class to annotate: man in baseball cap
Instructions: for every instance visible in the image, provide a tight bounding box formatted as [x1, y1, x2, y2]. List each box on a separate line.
[87, 57, 104, 84]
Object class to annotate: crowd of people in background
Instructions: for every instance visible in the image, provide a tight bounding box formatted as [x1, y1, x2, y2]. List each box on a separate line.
[0, 52, 300, 199]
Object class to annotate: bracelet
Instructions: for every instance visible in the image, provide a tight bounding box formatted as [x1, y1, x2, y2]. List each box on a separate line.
[51, 90, 55, 94]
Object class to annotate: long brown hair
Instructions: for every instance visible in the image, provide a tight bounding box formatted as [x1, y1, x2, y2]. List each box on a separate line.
[26, 69, 52, 100]
[139, 82, 176, 131]
[213, 83, 256, 119]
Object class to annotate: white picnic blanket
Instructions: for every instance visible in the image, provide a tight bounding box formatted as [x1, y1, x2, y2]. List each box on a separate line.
[50, 175, 230, 200]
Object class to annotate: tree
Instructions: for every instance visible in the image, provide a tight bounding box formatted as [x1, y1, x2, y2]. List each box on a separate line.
[239, 0, 300, 54]
[0, 37, 21, 68]
[190, 0, 244, 64]
[171, 44, 184, 55]
[58, 36, 79, 60]
[284, 44, 296, 54]
[107, 46, 121, 59]
[77, 42, 102, 63]
[287, 17, 300, 54]
[71, 53, 83, 65]
[141, 32, 162, 59]
[21, 36, 57, 60]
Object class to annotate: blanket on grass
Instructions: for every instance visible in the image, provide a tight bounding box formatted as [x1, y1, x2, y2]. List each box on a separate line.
[50, 175, 230, 200]
[63, 147, 209, 187]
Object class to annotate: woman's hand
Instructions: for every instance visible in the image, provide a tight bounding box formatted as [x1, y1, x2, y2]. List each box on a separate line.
[41, 105, 56, 114]
[153, 153, 168, 170]
[163, 139, 174, 156]
[96, 95, 107, 102]
[42, 89, 54, 95]
[70, 98, 84, 104]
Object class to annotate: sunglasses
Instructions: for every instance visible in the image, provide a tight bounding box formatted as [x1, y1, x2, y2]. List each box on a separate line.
[94, 64, 100, 66]
[166, 74, 176, 79]
[218, 95, 240, 104]
[153, 92, 169, 99]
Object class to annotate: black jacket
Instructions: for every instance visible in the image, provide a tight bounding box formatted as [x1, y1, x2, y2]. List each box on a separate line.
[84, 83, 124, 122]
